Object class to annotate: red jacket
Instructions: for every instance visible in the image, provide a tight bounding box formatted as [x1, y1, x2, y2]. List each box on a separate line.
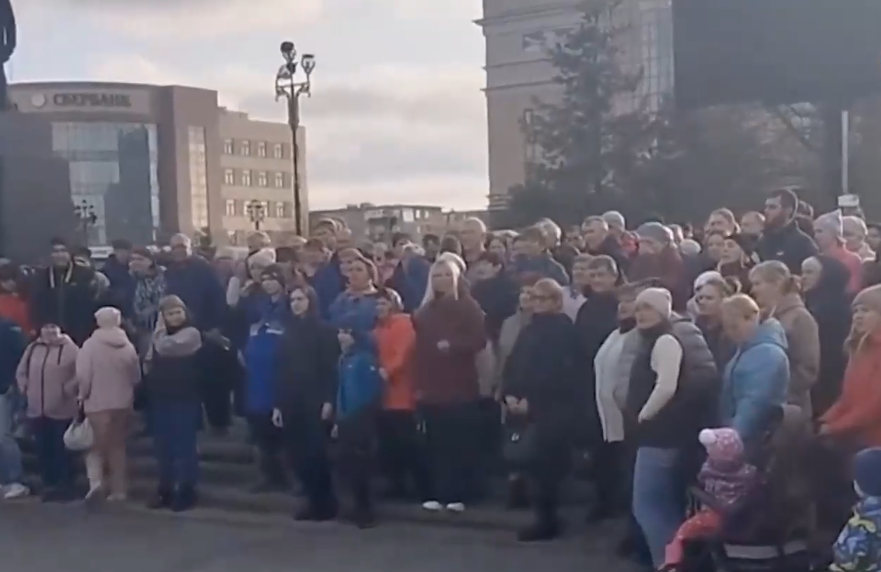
[821, 330, 881, 447]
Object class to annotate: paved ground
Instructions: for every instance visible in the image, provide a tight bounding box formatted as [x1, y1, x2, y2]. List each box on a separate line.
[0, 503, 638, 572]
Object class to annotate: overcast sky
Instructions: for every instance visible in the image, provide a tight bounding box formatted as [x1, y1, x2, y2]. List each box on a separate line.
[11, 0, 489, 210]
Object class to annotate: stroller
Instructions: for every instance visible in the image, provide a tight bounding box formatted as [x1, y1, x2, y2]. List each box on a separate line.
[680, 407, 814, 572]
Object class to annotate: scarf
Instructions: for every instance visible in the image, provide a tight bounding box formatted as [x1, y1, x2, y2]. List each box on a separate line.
[133, 270, 166, 332]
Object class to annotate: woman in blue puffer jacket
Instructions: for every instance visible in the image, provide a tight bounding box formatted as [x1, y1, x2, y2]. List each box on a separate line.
[328, 254, 382, 528]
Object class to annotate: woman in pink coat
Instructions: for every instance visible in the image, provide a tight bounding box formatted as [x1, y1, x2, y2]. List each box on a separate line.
[77, 307, 141, 503]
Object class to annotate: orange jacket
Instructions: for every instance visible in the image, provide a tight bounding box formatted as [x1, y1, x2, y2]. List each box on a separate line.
[375, 313, 416, 411]
[821, 331, 881, 447]
[0, 294, 32, 337]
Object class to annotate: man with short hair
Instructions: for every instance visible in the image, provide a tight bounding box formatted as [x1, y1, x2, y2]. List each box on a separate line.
[755, 188, 818, 274]
[602, 211, 627, 241]
[305, 227, 344, 319]
[583, 216, 629, 275]
[511, 226, 569, 285]
[422, 234, 440, 263]
[103, 238, 135, 312]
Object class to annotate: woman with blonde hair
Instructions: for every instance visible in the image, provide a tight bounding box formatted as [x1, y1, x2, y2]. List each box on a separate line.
[749, 260, 819, 420]
[502, 278, 580, 541]
[413, 258, 486, 514]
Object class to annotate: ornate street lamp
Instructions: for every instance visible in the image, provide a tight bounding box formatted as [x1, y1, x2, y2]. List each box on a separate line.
[246, 199, 266, 231]
[73, 199, 97, 246]
[275, 41, 315, 237]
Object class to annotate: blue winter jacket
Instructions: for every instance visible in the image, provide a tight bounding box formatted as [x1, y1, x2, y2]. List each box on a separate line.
[831, 496, 881, 572]
[327, 291, 380, 353]
[164, 256, 226, 331]
[102, 255, 135, 311]
[0, 318, 26, 395]
[310, 257, 345, 320]
[511, 254, 570, 285]
[244, 295, 289, 414]
[336, 351, 383, 419]
[720, 318, 790, 445]
[389, 257, 430, 312]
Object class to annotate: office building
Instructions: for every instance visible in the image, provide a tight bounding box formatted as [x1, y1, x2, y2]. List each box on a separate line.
[310, 204, 489, 243]
[7, 81, 305, 246]
[476, 0, 673, 213]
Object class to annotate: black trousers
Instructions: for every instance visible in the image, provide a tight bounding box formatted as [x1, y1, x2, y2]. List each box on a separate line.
[420, 401, 480, 505]
[376, 410, 429, 499]
[247, 413, 287, 485]
[526, 437, 570, 523]
[281, 406, 335, 511]
[592, 440, 627, 514]
[337, 407, 377, 512]
[199, 344, 232, 430]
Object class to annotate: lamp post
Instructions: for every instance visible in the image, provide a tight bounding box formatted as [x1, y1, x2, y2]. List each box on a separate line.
[73, 199, 97, 246]
[275, 41, 315, 237]
[246, 199, 266, 231]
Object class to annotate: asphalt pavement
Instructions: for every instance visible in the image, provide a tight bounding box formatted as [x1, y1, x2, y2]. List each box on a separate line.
[0, 502, 639, 572]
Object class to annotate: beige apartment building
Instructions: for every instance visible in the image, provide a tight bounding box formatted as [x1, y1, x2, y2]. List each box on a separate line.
[7, 81, 305, 246]
[476, 0, 673, 213]
[310, 204, 490, 242]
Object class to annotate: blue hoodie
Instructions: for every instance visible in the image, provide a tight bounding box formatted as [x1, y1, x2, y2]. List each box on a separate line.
[244, 295, 289, 414]
[328, 290, 381, 419]
[831, 496, 881, 572]
[720, 318, 789, 445]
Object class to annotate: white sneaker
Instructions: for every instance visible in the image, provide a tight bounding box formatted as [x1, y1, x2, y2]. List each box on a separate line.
[3, 483, 29, 500]
[84, 486, 106, 506]
[445, 502, 465, 513]
[422, 500, 443, 512]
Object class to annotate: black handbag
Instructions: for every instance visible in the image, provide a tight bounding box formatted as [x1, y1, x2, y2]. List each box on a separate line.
[503, 421, 539, 468]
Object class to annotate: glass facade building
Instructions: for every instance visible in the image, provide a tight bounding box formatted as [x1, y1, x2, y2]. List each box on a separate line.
[51, 122, 160, 245]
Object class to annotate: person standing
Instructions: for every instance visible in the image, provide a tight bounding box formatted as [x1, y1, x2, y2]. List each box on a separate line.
[77, 307, 140, 503]
[143, 296, 204, 512]
[16, 324, 79, 502]
[0, 315, 27, 499]
[583, 216, 629, 275]
[755, 188, 818, 274]
[814, 211, 864, 293]
[272, 286, 339, 521]
[414, 259, 486, 513]
[630, 223, 689, 311]
[30, 238, 99, 346]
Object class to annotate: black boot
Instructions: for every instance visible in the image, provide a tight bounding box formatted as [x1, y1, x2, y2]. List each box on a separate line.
[171, 484, 197, 512]
[517, 516, 560, 542]
[146, 485, 174, 510]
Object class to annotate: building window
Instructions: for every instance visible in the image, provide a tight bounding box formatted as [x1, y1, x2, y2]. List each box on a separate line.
[240, 140, 251, 156]
[274, 172, 285, 188]
[225, 199, 237, 216]
[523, 109, 539, 163]
[241, 170, 252, 186]
[257, 171, 268, 187]
[188, 126, 209, 230]
[257, 141, 267, 158]
[275, 202, 286, 218]
[223, 169, 235, 185]
[273, 143, 284, 159]
[223, 139, 234, 154]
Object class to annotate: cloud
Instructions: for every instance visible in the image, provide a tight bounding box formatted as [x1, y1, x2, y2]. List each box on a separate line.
[20, 0, 324, 38]
[87, 55, 489, 210]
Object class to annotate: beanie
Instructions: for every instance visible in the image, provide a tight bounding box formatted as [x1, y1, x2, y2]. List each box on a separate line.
[679, 239, 702, 256]
[94, 306, 122, 329]
[854, 447, 881, 497]
[699, 428, 745, 463]
[158, 295, 187, 313]
[248, 247, 276, 267]
[634, 287, 672, 319]
[694, 271, 723, 292]
[635, 222, 673, 246]
[814, 210, 844, 239]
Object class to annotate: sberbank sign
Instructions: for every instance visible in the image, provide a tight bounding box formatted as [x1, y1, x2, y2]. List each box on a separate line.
[52, 93, 132, 108]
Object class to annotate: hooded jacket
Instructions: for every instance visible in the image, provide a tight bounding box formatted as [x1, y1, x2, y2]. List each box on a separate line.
[16, 335, 79, 420]
[804, 256, 853, 417]
[375, 313, 416, 411]
[76, 326, 141, 413]
[145, 325, 203, 402]
[831, 496, 881, 572]
[272, 311, 339, 414]
[720, 319, 790, 445]
[30, 263, 98, 346]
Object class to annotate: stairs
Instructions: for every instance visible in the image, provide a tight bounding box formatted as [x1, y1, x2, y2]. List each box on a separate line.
[20, 420, 593, 531]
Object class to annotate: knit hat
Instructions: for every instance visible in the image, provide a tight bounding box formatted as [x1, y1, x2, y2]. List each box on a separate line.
[853, 447, 881, 497]
[699, 428, 745, 464]
[158, 295, 187, 313]
[603, 210, 626, 229]
[680, 239, 702, 256]
[248, 247, 276, 267]
[634, 287, 672, 319]
[94, 306, 122, 329]
[635, 222, 673, 246]
[814, 210, 844, 239]
[131, 246, 155, 262]
[694, 270, 723, 292]
[260, 264, 286, 287]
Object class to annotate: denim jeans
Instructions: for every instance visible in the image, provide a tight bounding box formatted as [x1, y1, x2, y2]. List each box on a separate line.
[0, 392, 23, 485]
[632, 447, 685, 567]
[151, 401, 201, 487]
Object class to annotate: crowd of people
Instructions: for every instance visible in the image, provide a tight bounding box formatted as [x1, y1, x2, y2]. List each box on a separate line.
[0, 187, 879, 570]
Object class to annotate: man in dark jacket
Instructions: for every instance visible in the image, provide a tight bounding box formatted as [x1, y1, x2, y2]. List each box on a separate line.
[102, 239, 135, 313]
[29, 238, 99, 346]
[164, 234, 226, 332]
[470, 252, 519, 344]
[756, 188, 818, 274]
[583, 216, 630, 276]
